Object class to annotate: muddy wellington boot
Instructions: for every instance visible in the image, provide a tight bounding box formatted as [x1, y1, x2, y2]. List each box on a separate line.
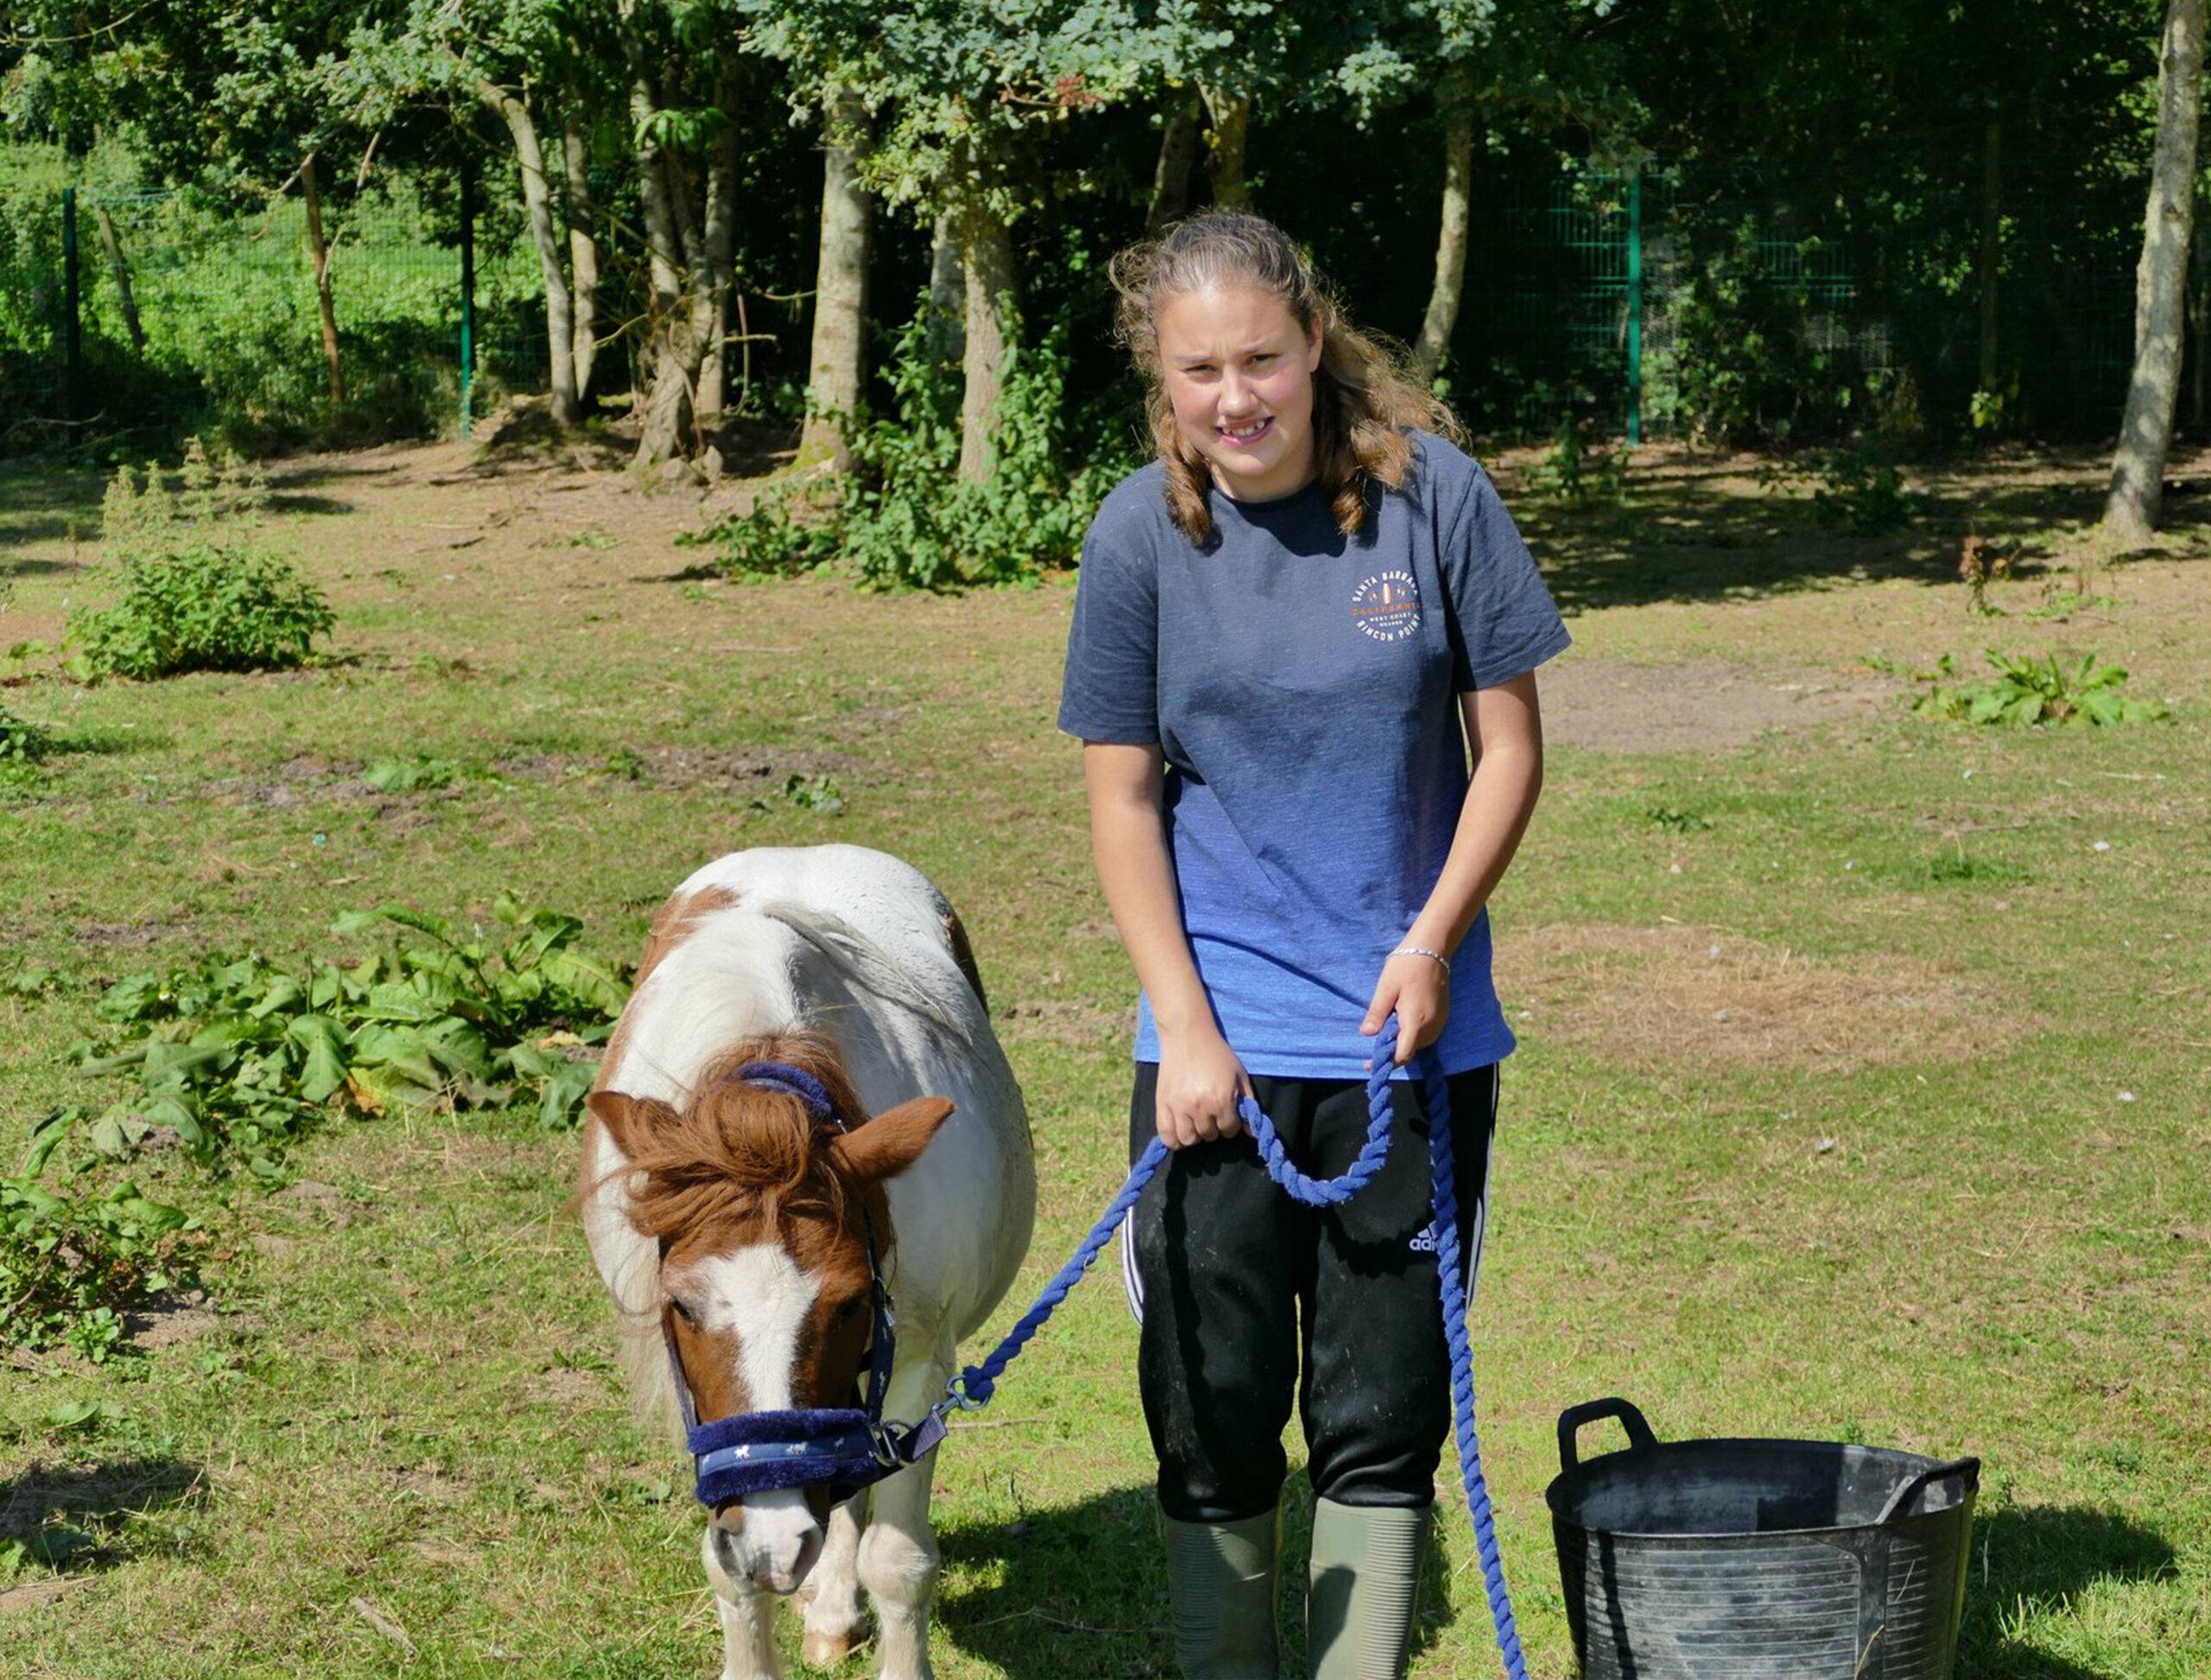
[1162, 1507, 1282, 1678]
[1304, 1499, 1429, 1680]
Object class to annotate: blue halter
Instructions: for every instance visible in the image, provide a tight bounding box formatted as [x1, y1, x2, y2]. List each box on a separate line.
[665, 1062, 948, 1507]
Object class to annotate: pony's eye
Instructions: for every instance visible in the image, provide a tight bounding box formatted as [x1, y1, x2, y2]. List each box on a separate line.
[669, 1297, 698, 1325]
[832, 1296, 867, 1326]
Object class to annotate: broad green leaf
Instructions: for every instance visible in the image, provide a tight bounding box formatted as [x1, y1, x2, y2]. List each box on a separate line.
[287, 1014, 350, 1105]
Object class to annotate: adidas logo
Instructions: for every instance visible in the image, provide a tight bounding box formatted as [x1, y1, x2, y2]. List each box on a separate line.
[1408, 1228, 1438, 1254]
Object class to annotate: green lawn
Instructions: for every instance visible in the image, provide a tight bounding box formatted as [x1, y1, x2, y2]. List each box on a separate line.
[2, 439, 2206, 1677]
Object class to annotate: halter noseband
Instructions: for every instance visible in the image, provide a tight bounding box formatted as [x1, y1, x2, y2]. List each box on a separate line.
[662, 1060, 947, 1507]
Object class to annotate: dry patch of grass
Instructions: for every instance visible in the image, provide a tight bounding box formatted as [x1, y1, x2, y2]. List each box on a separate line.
[1500, 922, 2017, 1073]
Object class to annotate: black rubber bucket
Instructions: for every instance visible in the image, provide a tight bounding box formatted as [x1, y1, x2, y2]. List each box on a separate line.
[1547, 1398, 1978, 1680]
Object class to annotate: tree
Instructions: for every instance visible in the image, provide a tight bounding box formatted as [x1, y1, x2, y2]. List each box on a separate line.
[2106, 0, 2205, 540]
[795, 86, 871, 470]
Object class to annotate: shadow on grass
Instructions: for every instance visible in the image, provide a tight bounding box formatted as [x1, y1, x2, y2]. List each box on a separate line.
[1954, 1503, 2179, 1679]
[936, 1468, 1486, 1678]
[0, 1455, 205, 1572]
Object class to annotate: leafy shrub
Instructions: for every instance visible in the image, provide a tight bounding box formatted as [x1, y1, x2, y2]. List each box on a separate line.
[1, 1174, 194, 1356]
[1530, 415, 1629, 505]
[1809, 443, 1914, 534]
[71, 442, 333, 679]
[1, 702, 52, 764]
[66, 896, 631, 1179]
[697, 297, 1136, 590]
[1914, 650, 2170, 727]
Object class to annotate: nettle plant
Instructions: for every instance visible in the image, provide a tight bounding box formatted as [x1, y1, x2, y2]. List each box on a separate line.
[0, 1174, 194, 1360]
[71, 439, 335, 679]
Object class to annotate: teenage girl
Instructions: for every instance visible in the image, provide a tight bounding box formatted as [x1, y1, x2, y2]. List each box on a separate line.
[1058, 212, 1569, 1679]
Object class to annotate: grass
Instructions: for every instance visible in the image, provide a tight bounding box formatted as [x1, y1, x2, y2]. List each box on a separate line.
[1, 435, 2207, 1676]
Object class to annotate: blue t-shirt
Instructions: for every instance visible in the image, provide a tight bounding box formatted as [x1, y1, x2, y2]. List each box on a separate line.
[1057, 430, 1572, 1080]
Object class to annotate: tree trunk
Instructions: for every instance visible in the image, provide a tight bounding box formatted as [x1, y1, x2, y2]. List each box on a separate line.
[1976, 117, 2002, 398]
[957, 207, 1017, 483]
[695, 87, 742, 433]
[2106, 0, 2205, 541]
[300, 152, 345, 403]
[1411, 68, 1476, 384]
[562, 118, 600, 407]
[92, 205, 145, 352]
[1146, 90, 1202, 233]
[798, 89, 872, 472]
[1200, 86, 1251, 212]
[631, 83, 694, 466]
[928, 209, 965, 364]
[479, 81, 580, 428]
[2194, 178, 2211, 435]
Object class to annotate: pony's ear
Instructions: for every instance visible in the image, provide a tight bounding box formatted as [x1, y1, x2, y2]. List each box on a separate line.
[830, 1097, 954, 1183]
[586, 1088, 681, 1159]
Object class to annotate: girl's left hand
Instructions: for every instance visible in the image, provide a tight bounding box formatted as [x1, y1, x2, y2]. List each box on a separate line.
[1360, 950, 1452, 1065]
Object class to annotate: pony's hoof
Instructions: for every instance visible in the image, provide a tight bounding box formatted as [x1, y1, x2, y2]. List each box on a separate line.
[801, 1627, 864, 1666]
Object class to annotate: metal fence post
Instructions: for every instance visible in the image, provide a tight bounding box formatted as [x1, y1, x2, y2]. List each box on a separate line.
[1625, 168, 1643, 446]
[61, 186, 82, 422]
[459, 152, 477, 439]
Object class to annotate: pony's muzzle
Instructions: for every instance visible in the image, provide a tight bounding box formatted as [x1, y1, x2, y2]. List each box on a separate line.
[711, 1493, 824, 1595]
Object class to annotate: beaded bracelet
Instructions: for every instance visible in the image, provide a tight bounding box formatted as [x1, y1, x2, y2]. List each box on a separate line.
[1391, 945, 1451, 975]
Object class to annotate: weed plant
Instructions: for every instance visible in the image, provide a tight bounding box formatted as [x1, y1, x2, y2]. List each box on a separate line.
[1915, 650, 2169, 727]
[51, 897, 631, 1190]
[0, 1175, 194, 1357]
[71, 441, 333, 679]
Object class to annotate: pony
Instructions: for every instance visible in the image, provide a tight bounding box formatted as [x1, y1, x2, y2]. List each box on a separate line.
[581, 845, 1036, 1680]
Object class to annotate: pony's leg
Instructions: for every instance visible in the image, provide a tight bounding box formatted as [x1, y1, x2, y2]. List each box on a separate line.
[701, 1525, 782, 1680]
[801, 1490, 871, 1664]
[858, 1352, 951, 1680]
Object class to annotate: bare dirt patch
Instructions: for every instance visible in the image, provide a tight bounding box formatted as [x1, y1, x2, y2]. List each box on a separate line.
[1496, 923, 2015, 1073]
[124, 1290, 223, 1350]
[271, 1180, 357, 1227]
[1542, 657, 1891, 753]
[528, 1365, 610, 1409]
[497, 743, 865, 795]
[997, 998, 1131, 1049]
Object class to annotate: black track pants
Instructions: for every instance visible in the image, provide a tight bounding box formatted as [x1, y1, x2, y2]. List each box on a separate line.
[1123, 1062, 1499, 1525]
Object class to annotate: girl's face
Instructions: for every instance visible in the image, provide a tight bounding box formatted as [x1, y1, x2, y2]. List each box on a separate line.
[1154, 282, 1324, 502]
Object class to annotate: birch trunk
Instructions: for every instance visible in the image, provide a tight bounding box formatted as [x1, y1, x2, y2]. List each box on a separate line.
[1411, 68, 1476, 383]
[695, 92, 741, 429]
[957, 208, 1017, 483]
[631, 83, 694, 466]
[2106, 0, 2205, 541]
[1200, 86, 1250, 212]
[300, 152, 345, 403]
[478, 81, 580, 427]
[562, 119, 600, 406]
[1146, 91, 1202, 233]
[798, 89, 872, 472]
[1976, 117, 2002, 399]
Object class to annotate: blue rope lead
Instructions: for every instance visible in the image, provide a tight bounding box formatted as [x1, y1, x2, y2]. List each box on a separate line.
[935, 1018, 1526, 1680]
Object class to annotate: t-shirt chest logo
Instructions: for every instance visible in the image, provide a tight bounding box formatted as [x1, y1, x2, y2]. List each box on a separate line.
[1349, 568, 1422, 642]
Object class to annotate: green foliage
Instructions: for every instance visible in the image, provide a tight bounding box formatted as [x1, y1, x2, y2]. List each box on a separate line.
[1530, 414, 1629, 504]
[0, 703, 53, 764]
[1914, 650, 2170, 728]
[63, 896, 631, 1181]
[699, 300, 1132, 590]
[1809, 443, 1915, 534]
[750, 772, 844, 815]
[363, 755, 458, 793]
[72, 446, 333, 679]
[1926, 852, 2033, 884]
[0, 1174, 195, 1355]
[1644, 804, 1714, 834]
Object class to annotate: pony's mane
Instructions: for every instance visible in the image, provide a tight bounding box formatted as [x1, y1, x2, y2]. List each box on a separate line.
[614, 1031, 869, 1243]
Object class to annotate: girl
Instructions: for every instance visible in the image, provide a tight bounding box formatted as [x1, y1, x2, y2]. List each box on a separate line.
[1058, 213, 1568, 1679]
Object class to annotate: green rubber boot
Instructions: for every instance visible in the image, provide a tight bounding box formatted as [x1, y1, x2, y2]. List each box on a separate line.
[1162, 1506, 1281, 1679]
[1304, 1499, 1429, 1680]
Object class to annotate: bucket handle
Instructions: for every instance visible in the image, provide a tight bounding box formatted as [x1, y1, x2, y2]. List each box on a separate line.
[1874, 1455, 1981, 1525]
[1556, 1398, 1659, 1473]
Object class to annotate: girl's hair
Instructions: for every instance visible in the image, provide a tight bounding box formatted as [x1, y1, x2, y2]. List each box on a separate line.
[1111, 212, 1465, 543]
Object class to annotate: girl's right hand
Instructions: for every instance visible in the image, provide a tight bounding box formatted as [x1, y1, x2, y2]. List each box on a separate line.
[1155, 1026, 1251, 1149]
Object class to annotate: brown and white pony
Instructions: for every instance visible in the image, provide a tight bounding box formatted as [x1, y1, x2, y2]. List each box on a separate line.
[582, 846, 1036, 1680]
